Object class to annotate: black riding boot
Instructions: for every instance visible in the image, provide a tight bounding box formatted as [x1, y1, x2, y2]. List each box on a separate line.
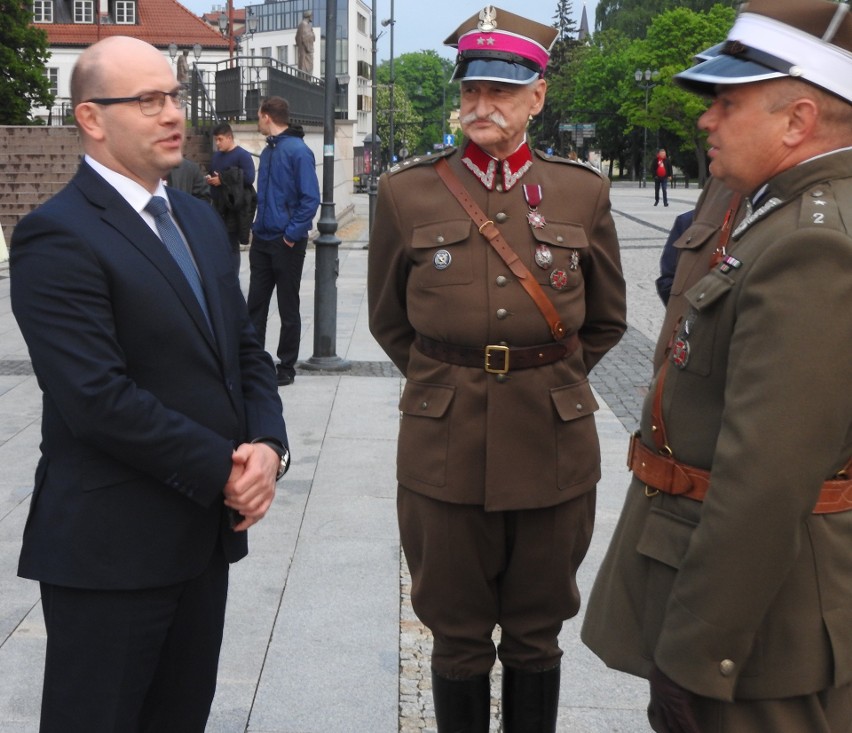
[502, 665, 561, 733]
[431, 670, 491, 733]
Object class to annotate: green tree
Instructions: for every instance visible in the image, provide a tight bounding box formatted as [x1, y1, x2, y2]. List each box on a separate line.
[529, 0, 579, 154]
[596, 0, 738, 39]
[376, 50, 458, 155]
[550, 3, 735, 183]
[621, 4, 736, 183]
[374, 84, 422, 163]
[0, 0, 53, 124]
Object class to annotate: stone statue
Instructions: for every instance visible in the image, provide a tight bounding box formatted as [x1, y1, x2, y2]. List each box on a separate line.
[176, 49, 189, 85]
[295, 11, 314, 74]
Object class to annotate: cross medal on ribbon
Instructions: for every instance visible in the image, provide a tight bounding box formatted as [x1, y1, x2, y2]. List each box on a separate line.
[525, 184, 553, 270]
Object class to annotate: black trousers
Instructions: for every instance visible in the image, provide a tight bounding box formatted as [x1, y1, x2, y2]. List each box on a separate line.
[398, 485, 595, 679]
[654, 175, 668, 204]
[246, 235, 308, 376]
[38, 545, 229, 733]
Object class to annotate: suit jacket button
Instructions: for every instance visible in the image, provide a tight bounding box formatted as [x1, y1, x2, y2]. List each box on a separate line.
[719, 659, 736, 677]
[496, 275, 508, 287]
[496, 308, 509, 320]
[495, 212, 508, 223]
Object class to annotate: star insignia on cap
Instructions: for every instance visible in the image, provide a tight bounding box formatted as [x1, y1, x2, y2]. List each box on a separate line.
[486, 37, 495, 45]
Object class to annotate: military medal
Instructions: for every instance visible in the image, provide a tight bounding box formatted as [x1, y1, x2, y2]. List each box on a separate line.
[549, 269, 569, 291]
[534, 244, 553, 269]
[671, 336, 690, 369]
[671, 313, 694, 369]
[523, 184, 546, 229]
[433, 249, 452, 270]
[569, 250, 579, 271]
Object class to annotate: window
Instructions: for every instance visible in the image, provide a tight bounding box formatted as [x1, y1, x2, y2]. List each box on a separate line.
[33, 0, 53, 23]
[277, 45, 288, 65]
[357, 13, 367, 34]
[261, 47, 272, 67]
[115, 1, 136, 24]
[74, 0, 94, 23]
[45, 67, 58, 96]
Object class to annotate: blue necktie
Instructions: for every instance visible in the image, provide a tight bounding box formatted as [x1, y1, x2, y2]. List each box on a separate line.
[145, 196, 213, 332]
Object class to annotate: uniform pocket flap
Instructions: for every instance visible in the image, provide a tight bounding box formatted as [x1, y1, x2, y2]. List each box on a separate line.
[674, 222, 717, 252]
[533, 221, 589, 250]
[399, 381, 456, 418]
[550, 380, 599, 422]
[685, 269, 735, 311]
[636, 506, 697, 569]
[411, 219, 471, 249]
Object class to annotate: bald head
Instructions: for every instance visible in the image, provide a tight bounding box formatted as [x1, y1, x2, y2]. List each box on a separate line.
[71, 36, 173, 109]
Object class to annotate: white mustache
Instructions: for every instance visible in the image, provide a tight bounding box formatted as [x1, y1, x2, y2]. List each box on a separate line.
[460, 111, 509, 129]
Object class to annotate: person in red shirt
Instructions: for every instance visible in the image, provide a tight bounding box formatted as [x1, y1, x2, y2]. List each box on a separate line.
[653, 147, 673, 206]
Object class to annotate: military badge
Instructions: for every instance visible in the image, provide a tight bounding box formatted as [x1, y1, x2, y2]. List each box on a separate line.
[671, 313, 695, 369]
[569, 250, 579, 271]
[478, 5, 498, 32]
[534, 244, 553, 269]
[671, 337, 690, 369]
[549, 269, 569, 291]
[718, 255, 743, 275]
[433, 249, 452, 270]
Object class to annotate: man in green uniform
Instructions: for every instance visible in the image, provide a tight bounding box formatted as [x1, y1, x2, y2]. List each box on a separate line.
[582, 1, 852, 731]
[368, 5, 626, 731]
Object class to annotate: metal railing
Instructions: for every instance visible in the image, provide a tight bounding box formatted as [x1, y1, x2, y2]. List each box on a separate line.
[189, 56, 325, 131]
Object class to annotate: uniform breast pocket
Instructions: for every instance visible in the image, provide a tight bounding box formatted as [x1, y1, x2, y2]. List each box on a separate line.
[671, 223, 717, 297]
[672, 271, 734, 377]
[530, 221, 589, 291]
[409, 219, 473, 288]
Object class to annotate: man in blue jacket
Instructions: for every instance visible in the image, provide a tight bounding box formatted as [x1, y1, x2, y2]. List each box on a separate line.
[248, 96, 321, 385]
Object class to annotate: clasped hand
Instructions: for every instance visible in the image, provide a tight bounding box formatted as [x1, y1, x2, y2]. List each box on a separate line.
[223, 442, 279, 531]
[648, 666, 702, 733]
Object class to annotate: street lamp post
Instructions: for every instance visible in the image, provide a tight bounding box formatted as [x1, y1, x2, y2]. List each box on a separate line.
[302, 0, 350, 373]
[634, 68, 659, 188]
[381, 1, 395, 163]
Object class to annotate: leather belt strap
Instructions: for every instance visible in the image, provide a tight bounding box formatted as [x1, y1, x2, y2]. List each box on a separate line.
[414, 333, 580, 373]
[628, 433, 852, 514]
[434, 157, 567, 341]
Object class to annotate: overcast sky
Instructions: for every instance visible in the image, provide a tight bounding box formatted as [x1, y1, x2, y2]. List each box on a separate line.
[182, 1, 598, 62]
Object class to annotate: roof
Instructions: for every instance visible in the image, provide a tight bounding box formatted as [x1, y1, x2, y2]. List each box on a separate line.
[42, 0, 229, 50]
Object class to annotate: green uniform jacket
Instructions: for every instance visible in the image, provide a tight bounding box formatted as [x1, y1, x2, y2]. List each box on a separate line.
[582, 149, 852, 702]
[368, 148, 626, 511]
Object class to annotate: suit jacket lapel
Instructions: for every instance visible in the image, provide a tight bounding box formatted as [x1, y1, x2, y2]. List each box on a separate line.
[74, 164, 218, 352]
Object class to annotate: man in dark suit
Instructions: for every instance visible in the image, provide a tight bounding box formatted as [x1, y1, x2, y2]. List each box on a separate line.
[10, 36, 289, 733]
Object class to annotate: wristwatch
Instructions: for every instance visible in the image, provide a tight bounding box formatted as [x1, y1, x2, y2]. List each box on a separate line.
[252, 438, 290, 481]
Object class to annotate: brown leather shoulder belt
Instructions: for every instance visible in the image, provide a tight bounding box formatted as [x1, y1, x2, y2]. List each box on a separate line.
[628, 432, 852, 515]
[415, 332, 580, 374]
[433, 157, 567, 341]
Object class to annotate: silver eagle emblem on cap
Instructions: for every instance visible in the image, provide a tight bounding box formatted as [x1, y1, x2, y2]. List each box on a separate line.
[478, 6, 498, 32]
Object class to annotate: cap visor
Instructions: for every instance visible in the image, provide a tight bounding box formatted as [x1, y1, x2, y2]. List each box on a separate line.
[675, 54, 784, 95]
[450, 58, 540, 85]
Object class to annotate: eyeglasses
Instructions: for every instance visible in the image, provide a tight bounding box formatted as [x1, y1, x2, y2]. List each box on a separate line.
[85, 89, 187, 116]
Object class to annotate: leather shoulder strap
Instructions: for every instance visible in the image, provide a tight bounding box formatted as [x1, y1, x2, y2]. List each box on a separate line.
[434, 158, 566, 341]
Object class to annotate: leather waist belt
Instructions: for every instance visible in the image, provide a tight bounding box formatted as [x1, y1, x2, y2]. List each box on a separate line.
[414, 333, 580, 374]
[628, 433, 852, 515]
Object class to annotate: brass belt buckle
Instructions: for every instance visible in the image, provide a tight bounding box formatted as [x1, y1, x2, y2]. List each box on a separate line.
[484, 344, 510, 374]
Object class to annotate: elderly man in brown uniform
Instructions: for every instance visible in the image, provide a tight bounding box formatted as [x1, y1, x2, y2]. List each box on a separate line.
[582, 1, 852, 732]
[368, 5, 625, 732]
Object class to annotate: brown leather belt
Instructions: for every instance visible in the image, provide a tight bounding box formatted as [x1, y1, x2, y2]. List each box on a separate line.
[414, 333, 580, 374]
[628, 432, 852, 515]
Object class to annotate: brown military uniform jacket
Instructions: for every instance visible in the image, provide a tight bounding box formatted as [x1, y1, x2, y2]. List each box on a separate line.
[582, 149, 852, 702]
[368, 145, 626, 511]
[653, 177, 745, 372]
